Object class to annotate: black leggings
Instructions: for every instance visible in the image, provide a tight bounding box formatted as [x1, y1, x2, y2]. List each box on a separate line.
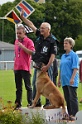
[63, 86, 78, 116]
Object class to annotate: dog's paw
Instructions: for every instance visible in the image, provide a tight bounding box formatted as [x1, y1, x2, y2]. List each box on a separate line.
[28, 105, 34, 109]
[40, 105, 44, 110]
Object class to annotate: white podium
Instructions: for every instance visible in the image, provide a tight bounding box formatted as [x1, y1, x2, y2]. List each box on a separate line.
[20, 106, 64, 123]
[19, 107, 82, 124]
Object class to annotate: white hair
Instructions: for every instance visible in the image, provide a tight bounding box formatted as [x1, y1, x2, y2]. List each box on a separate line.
[42, 22, 51, 30]
[64, 37, 75, 48]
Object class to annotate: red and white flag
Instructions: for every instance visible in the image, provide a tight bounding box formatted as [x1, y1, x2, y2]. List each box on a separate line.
[15, 0, 35, 18]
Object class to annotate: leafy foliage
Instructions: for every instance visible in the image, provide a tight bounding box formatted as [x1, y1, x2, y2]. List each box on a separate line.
[74, 35, 82, 51]
[0, 98, 46, 124]
[45, 1, 82, 53]
[0, 110, 25, 124]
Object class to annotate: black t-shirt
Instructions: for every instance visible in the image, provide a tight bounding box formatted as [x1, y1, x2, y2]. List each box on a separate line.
[32, 29, 57, 65]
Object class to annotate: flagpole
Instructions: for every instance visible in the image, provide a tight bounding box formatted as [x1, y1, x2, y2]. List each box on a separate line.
[0, 17, 6, 19]
[15, 24, 17, 39]
[0, 17, 6, 41]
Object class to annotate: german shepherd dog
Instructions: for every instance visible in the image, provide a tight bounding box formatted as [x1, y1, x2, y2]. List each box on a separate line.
[30, 69, 66, 114]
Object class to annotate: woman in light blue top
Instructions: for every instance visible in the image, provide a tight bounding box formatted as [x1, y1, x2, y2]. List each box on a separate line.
[58, 37, 79, 120]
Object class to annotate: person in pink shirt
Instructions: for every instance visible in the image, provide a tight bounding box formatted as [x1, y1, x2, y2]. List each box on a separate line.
[79, 60, 82, 103]
[14, 24, 35, 109]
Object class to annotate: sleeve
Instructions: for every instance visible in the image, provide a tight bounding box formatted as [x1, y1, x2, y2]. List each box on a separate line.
[35, 29, 40, 37]
[50, 40, 57, 55]
[79, 60, 82, 82]
[72, 53, 79, 69]
[28, 39, 35, 51]
[24, 37, 35, 51]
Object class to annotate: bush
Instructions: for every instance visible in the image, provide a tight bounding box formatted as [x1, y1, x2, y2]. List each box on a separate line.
[0, 110, 26, 124]
[0, 109, 46, 124]
[0, 98, 26, 124]
[0, 98, 46, 124]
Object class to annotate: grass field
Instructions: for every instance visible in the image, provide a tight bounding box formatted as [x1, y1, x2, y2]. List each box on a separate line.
[0, 70, 45, 107]
[0, 70, 82, 110]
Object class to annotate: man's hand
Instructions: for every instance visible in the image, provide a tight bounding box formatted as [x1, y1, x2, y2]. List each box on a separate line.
[16, 42, 33, 55]
[57, 81, 61, 87]
[20, 8, 37, 33]
[41, 65, 48, 72]
[17, 42, 24, 49]
[20, 8, 24, 18]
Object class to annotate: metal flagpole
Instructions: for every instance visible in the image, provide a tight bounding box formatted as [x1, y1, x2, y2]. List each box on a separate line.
[15, 24, 17, 39]
[0, 17, 6, 19]
[0, 17, 6, 41]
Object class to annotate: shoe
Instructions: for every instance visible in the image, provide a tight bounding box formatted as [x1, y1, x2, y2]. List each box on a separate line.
[14, 103, 21, 110]
[62, 115, 75, 121]
[69, 116, 75, 121]
[27, 103, 32, 107]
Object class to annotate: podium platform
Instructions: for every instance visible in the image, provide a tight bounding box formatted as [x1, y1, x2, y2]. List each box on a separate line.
[20, 106, 65, 123]
[20, 107, 82, 124]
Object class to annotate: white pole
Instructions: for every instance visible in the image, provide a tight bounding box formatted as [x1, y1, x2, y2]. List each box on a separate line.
[0, 17, 6, 41]
[2, 19, 4, 41]
[15, 24, 17, 39]
[0, 17, 6, 19]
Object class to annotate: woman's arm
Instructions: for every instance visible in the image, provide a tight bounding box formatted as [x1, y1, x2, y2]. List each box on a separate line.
[70, 68, 78, 85]
[57, 71, 61, 87]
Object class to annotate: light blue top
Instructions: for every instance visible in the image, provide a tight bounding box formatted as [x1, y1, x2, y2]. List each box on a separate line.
[60, 50, 79, 87]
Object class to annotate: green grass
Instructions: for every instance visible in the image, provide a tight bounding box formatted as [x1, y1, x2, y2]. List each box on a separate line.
[0, 70, 82, 110]
[0, 70, 45, 107]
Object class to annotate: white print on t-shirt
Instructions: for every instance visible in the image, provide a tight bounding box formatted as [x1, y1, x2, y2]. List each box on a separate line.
[42, 46, 48, 53]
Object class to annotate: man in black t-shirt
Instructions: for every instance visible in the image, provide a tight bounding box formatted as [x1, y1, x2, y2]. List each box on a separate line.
[20, 9, 59, 107]
[32, 30, 57, 66]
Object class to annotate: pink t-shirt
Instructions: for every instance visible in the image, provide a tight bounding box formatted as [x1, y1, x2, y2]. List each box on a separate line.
[14, 36, 35, 72]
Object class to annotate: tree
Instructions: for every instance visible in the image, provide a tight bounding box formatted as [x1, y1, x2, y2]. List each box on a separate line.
[45, 0, 82, 53]
[74, 35, 82, 51]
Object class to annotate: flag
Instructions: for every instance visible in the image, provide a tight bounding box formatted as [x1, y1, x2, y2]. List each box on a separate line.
[24, 25, 33, 33]
[15, 0, 35, 18]
[5, 10, 22, 24]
